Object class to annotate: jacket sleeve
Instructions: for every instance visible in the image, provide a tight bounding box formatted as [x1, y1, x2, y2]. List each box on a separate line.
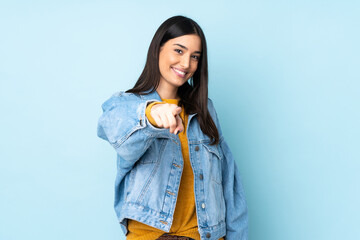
[208, 98, 249, 240]
[97, 91, 169, 166]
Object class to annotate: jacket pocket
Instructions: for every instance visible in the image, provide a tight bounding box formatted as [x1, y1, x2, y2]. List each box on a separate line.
[202, 142, 222, 184]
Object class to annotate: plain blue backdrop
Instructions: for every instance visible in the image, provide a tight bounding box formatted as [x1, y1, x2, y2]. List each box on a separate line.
[0, 0, 359, 239]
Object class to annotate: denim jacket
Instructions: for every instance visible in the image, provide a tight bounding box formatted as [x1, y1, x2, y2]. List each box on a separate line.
[97, 89, 248, 240]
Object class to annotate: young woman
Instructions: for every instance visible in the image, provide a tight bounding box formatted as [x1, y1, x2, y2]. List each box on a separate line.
[97, 15, 248, 240]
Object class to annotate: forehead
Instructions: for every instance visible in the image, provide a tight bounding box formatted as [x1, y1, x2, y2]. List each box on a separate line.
[166, 34, 202, 51]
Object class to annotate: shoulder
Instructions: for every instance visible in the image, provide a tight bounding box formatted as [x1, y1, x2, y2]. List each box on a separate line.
[207, 97, 218, 116]
[207, 97, 224, 139]
[101, 91, 142, 112]
[207, 97, 215, 110]
[207, 97, 219, 123]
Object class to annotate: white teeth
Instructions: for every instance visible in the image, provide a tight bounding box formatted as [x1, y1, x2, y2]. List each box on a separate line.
[173, 68, 186, 75]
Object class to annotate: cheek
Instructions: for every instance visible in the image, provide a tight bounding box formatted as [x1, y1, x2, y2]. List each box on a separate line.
[159, 58, 169, 71]
[160, 55, 176, 70]
[191, 62, 199, 72]
[167, 55, 178, 65]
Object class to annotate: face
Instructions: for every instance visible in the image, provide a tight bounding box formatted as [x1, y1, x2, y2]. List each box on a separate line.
[158, 34, 202, 89]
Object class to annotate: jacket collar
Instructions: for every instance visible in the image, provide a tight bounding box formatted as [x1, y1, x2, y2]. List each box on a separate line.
[139, 87, 162, 101]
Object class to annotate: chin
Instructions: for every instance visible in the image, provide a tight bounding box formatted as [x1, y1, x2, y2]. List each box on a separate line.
[176, 79, 189, 87]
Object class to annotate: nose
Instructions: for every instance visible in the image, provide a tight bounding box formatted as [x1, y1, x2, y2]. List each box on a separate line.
[180, 55, 190, 69]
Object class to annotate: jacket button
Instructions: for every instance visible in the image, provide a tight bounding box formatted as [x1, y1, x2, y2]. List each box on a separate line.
[201, 203, 206, 209]
[199, 174, 203, 180]
[206, 233, 211, 238]
[195, 146, 199, 151]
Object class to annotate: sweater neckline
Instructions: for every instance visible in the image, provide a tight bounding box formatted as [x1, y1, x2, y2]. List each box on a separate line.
[161, 98, 179, 104]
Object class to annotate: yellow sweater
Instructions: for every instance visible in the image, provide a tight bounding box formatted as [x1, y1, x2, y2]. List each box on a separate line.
[126, 98, 224, 240]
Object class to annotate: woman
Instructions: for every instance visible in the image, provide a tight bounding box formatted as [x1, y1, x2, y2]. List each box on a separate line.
[97, 15, 248, 240]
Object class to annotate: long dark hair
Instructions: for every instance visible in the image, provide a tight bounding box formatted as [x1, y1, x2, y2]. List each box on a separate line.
[126, 15, 219, 145]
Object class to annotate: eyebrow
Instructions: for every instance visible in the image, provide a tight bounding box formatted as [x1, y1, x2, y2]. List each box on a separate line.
[173, 43, 202, 54]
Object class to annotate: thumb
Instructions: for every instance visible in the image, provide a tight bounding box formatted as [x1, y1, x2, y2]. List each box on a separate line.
[172, 106, 182, 116]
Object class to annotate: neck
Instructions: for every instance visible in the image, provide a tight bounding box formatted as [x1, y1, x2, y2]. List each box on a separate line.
[156, 82, 180, 100]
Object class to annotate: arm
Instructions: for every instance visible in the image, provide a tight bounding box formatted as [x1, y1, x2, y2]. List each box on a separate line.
[219, 138, 249, 239]
[97, 92, 169, 167]
[208, 98, 249, 240]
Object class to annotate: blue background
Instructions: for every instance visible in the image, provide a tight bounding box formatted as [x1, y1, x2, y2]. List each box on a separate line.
[1, 0, 359, 239]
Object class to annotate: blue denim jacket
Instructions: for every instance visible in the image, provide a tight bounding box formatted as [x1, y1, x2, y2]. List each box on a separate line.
[97, 89, 248, 240]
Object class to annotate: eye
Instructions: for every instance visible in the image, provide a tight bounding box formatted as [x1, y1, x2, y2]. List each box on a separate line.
[174, 49, 183, 54]
[192, 55, 200, 61]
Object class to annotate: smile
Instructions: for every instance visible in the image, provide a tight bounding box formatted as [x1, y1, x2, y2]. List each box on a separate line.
[172, 67, 187, 78]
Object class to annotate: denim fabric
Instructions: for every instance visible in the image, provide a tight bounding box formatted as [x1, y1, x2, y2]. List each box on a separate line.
[97, 89, 248, 240]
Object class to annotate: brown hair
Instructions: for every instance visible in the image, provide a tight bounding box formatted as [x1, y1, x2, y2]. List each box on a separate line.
[126, 15, 219, 145]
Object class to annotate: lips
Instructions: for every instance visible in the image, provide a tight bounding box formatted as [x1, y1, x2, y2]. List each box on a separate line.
[172, 67, 187, 78]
